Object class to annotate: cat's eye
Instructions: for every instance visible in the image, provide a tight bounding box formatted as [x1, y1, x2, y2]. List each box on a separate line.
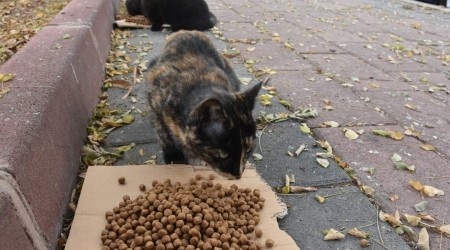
[219, 150, 229, 159]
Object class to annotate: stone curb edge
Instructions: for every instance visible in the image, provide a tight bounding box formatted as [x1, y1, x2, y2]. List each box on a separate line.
[0, 0, 119, 248]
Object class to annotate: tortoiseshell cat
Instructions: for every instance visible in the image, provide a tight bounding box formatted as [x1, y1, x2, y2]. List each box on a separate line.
[146, 31, 262, 179]
[125, 0, 217, 31]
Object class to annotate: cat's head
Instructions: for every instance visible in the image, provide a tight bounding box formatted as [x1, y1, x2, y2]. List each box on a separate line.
[186, 82, 262, 179]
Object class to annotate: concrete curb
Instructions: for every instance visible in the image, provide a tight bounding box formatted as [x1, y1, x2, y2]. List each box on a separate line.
[0, 0, 118, 248]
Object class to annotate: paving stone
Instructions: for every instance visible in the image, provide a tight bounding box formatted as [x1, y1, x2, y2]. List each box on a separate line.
[250, 121, 352, 187]
[279, 185, 411, 250]
[306, 54, 392, 81]
[217, 22, 271, 41]
[312, 126, 450, 248]
[232, 40, 313, 71]
[254, 20, 347, 54]
[264, 71, 396, 128]
[342, 42, 436, 73]
[361, 90, 450, 157]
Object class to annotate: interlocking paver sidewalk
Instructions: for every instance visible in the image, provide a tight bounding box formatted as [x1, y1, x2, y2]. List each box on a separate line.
[102, 0, 449, 249]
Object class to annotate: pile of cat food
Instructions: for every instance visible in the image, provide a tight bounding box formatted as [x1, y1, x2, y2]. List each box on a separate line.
[101, 174, 275, 250]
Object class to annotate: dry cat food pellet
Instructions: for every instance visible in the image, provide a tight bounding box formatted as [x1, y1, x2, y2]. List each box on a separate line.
[255, 228, 263, 238]
[265, 238, 274, 248]
[102, 178, 268, 249]
[117, 176, 125, 185]
[139, 184, 146, 191]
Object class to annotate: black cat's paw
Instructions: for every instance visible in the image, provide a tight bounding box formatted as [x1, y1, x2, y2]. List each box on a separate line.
[163, 148, 187, 164]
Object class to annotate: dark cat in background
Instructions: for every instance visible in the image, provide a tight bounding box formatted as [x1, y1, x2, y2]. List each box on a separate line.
[125, 0, 217, 31]
[146, 31, 262, 179]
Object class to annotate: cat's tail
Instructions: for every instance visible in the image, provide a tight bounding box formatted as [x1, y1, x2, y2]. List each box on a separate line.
[208, 11, 218, 27]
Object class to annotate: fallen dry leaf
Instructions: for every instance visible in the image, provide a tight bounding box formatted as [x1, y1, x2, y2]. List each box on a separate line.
[389, 194, 400, 201]
[315, 195, 326, 203]
[323, 229, 345, 241]
[409, 180, 444, 197]
[404, 213, 421, 226]
[391, 153, 402, 162]
[405, 103, 418, 111]
[417, 228, 430, 250]
[438, 225, 450, 237]
[373, 129, 404, 140]
[299, 123, 312, 134]
[323, 121, 339, 127]
[316, 158, 329, 168]
[420, 144, 435, 151]
[361, 185, 375, 196]
[414, 201, 429, 212]
[422, 185, 444, 197]
[379, 210, 403, 227]
[394, 162, 415, 172]
[343, 128, 359, 140]
[348, 228, 369, 239]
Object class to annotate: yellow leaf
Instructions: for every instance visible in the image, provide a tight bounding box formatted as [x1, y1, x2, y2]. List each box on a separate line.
[348, 228, 369, 239]
[420, 144, 435, 151]
[404, 213, 421, 226]
[418, 214, 435, 222]
[417, 228, 430, 250]
[315, 195, 326, 203]
[316, 158, 329, 168]
[405, 103, 418, 111]
[258, 94, 273, 106]
[323, 121, 339, 127]
[122, 114, 135, 124]
[323, 229, 345, 241]
[390, 131, 404, 140]
[0, 73, 14, 83]
[438, 225, 450, 237]
[139, 149, 145, 156]
[379, 210, 403, 227]
[299, 123, 312, 134]
[409, 180, 424, 191]
[361, 185, 375, 196]
[344, 128, 359, 140]
[368, 82, 379, 88]
[389, 194, 399, 201]
[422, 185, 444, 197]
[373, 130, 404, 140]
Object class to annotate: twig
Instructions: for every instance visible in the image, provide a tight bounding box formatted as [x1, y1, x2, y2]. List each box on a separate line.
[376, 206, 384, 245]
[341, 116, 369, 127]
[321, 191, 358, 199]
[277, 193, 306, 197]
[424, 175, 450, 179]
[258, 124, 268, 154]
[133, 66, 138, 85]
[372, 238, 392, 250]
[357, 222, 376, 229]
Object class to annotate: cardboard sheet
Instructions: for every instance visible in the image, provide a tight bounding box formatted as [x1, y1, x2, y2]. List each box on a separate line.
[66, 165, 299, 249]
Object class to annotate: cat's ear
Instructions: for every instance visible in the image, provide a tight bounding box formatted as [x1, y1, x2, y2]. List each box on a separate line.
[236, 82, 262, 111]
[188, 99, 230, 140]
